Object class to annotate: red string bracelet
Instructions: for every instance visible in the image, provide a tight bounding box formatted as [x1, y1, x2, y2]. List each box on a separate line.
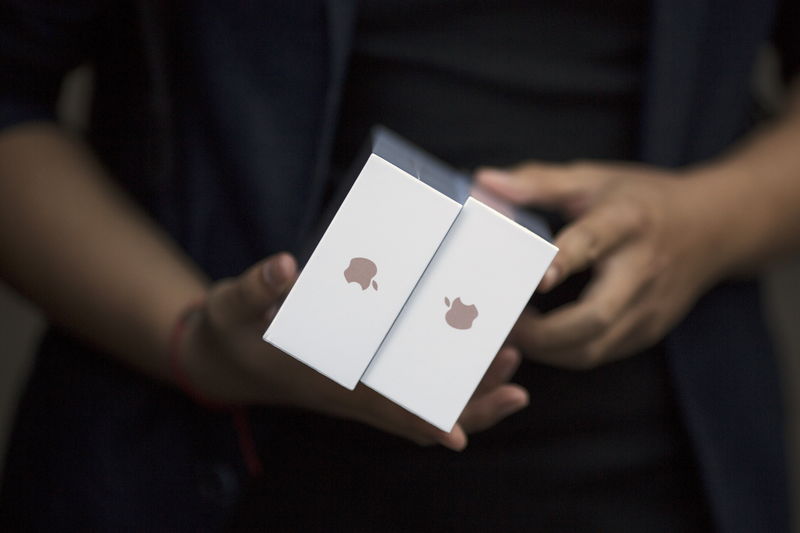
[168, 300, 264, 477]
[168, 300, 223, 409]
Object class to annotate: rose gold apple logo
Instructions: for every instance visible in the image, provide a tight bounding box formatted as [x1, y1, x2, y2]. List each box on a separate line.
[444, 297, 478, 330]
[344, 257, 379, 291]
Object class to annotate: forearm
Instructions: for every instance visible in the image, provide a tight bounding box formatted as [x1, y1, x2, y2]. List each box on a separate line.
[690, 81, 800, 276]
[0, 122, 208, 381]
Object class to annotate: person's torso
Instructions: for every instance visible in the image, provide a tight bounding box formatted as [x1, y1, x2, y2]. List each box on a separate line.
[238, 2, 711, 530]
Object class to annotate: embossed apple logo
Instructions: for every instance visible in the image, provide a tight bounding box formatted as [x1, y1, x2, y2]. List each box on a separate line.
[444, 296, 478, 330]
[344, 257, 379, 291]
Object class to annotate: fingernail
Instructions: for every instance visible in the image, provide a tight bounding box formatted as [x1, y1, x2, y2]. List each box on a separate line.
[540, 266, 559, 292]
[477, 168, 512, 183]
[500, 346, 521, 360]
[451, 434, 468, 452]
[263, 257, 287, 286]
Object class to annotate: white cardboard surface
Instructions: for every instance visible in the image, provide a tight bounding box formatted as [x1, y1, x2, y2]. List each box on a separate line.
[361, 198, 558, 431]
[264, 154, 461, 389]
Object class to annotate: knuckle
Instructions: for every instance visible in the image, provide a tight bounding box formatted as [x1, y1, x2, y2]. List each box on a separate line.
[515, 162, 540, 176]
[621, 202, 649, 234]
[568, 160, 593, 176]
[588, 306, 614, 332]
[579, 345, 606, 370]
[574, 226, 601, 262]
[639, 258, 661, 287]
[206, 279, 238, 327]
[554, 247, 576, 271]
[635, 249, 666, 288]
[509, 162, 543, 183]
[570, 350, 602, 371]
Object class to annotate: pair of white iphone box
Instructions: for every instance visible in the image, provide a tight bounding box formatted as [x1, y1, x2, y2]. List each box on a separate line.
[264, 128, 557, 432]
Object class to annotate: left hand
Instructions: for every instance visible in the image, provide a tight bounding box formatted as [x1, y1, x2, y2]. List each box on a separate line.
[476, 161, 731, 370]
[181, 253, 528, 451]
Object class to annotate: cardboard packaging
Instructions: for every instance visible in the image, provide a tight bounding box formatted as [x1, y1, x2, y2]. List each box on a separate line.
[361, 198, 556, 431]
[264, 128, 557, 430]
[264, 153, 461, 389]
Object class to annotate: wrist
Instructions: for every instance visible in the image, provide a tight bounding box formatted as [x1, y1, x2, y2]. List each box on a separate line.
[175, 300, 271, 406]
[168, 299, 226, 408]
[683, 163, 763, 281]
[168, 299, 264, 476]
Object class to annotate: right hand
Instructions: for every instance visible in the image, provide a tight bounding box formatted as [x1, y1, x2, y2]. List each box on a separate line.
[179, 252, 529, 451]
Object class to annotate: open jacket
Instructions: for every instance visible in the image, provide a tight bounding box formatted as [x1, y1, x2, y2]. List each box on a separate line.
[0, 0, 797, 531]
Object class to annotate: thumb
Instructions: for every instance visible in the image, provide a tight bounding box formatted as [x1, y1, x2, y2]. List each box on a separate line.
[475, 163, 601, 212]
[438, 424, 468, 452]
[210, 252, 298, 323]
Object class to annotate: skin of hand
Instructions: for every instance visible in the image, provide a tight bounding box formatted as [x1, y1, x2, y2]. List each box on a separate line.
[181, 252, 530, 451]
[475, 162, 735, 370]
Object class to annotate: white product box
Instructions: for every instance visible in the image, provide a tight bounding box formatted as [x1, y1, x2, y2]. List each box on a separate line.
[361, 198, 557, 431]
[264, 128, 557, 431]
[264, 154, 461, 389]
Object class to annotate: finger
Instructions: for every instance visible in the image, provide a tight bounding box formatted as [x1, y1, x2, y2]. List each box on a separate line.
[209, 252, 298, 323]
[404, 423, 468, 452]
[439, 424, 468, 452]
[395, 411, 470, 452]
[542, 299, 657, 370]
[514, 255, 649, 360]
[399, 415, 462, 449]
[459, 384, 529, 434]
[354, 383, 468, 451]
[474, 162, 608, 211]
[473, 346, 522, 397]
[540, 203, 642, 292]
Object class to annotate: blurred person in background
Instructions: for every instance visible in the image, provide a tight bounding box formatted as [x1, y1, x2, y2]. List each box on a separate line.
[0, 1, 799, 532]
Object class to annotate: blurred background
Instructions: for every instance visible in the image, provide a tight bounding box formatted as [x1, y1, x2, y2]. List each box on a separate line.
[1, 58, 799, 527]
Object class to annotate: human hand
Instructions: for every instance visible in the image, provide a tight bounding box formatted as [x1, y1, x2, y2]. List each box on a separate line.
[476, 161, 731, 370]
[179, 253, 528, 450]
